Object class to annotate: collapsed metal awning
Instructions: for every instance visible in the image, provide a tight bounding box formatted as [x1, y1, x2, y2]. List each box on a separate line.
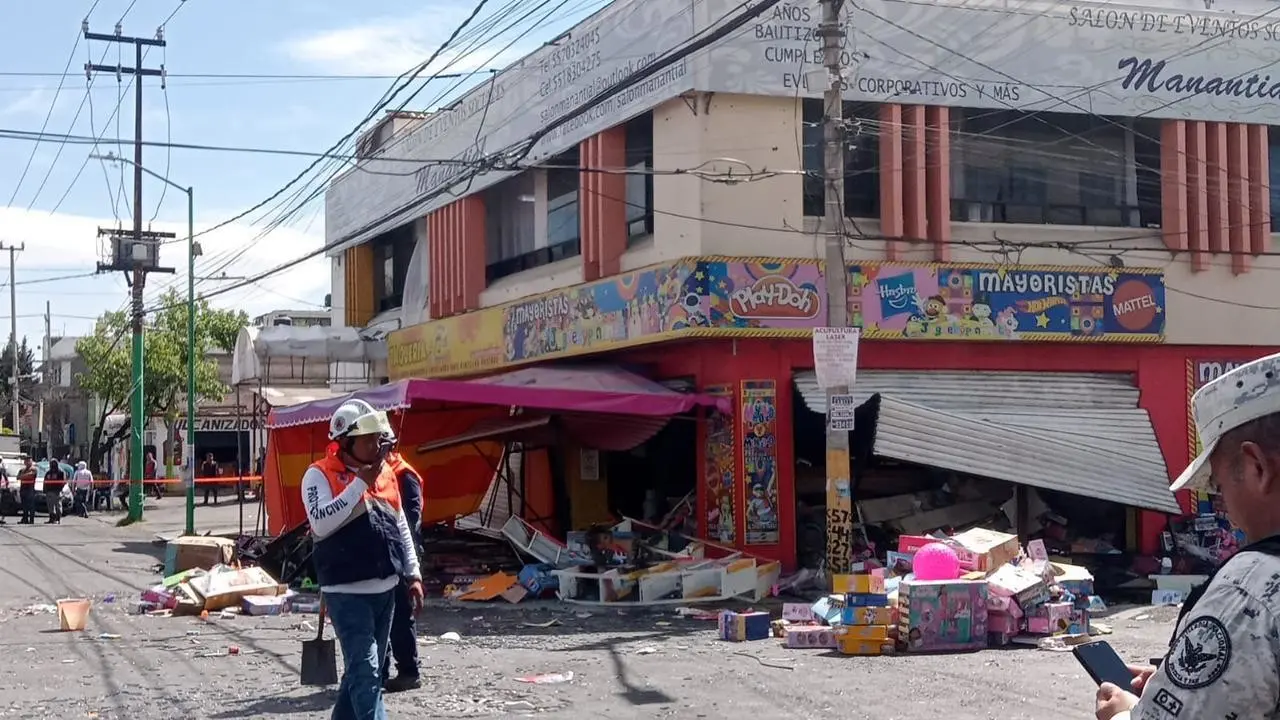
[795, 370, 1180, 514]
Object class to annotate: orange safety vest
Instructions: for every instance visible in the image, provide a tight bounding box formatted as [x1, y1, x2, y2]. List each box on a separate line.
[385, 452, 422, 487]
[312, 452, 403, 514]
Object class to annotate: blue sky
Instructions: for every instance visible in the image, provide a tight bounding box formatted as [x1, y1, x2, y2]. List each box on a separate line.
[0, 0, 597, 358]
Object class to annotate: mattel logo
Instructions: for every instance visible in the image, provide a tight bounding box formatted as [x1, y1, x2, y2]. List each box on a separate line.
[876, 273, 918, 317]
[729, 276, 820, 320]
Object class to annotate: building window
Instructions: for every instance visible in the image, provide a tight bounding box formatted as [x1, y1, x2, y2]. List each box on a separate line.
[546, 147, 581, 250]
[371, 224, 415, 313]
[951, 109, 1143, 227]
[625, 112, 654, 242]
[484, 173, 537, 282]
[802, 100, 879, 218]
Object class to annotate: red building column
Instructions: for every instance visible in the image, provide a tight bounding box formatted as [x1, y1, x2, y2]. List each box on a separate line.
[580, 127, 627, 281]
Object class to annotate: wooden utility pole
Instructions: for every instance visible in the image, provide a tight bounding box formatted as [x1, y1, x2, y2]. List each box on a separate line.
[85, 23, 174, 521]
[819, 0, 855, 578]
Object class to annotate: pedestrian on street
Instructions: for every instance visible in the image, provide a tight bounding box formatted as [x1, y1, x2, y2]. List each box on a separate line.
[201, 453, 221, 505]
[0, 462, 10, 525]
[382, 450, 424, 692]
[145, 452, 163, 501]
[72, 461, 92, 517]
[303, 398, 423, 720]
[16, 457, 37, 524]
[43, 458, 65, 524]
[1095, 351, 1280, 720]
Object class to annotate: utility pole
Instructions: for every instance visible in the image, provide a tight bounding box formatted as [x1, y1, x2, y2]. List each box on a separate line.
[43, 301, 52, 459]
[1, 242, 24, 439]
[85, 23, 174, 522]
[819, 0, 855, 579]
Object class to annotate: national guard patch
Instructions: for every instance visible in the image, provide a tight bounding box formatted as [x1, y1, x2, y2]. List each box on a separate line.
[1165, 616, 1231, 690]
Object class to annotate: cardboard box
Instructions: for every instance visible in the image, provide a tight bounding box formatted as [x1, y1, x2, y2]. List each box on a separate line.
[986, 594, 1024, 618]
[836, 634, 894, 656]
[718, 611, 771, 642]
[987, 611, 1021, 635]
[1068, 608, 1090, 635]
[1027, 601, 1074, 635]
[950, 528, 1020, 573]
[898, 578, 989, 652]
[1050, 561, 1096, 597]
[164, 536, 235, 575]
[187, 566, 281, 611]
[841, 606, 894, 626]
[834, 571, 885, 595]
[811, 594, 845, 625]
[898, 536, 979, 569]
[785, 626, 839, 648]
[845, 593, 889, 607]
[839, 624, 891, 640]
[241, 595, 288, 616]
[987, 565, 1050, 609]
[783, 603, 818, 622]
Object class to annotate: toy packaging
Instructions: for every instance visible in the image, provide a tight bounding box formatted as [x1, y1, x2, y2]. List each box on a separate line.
[950, 528, 1020, 573]
[836, 633, 895, 656]
[841, 605, 894, 626]
[785, 626, 839, 649]
[833, 571, 885, 595]
[845, 593, 889, 607]
[898, 578, 989, 652]
[718, 610, 771, 642]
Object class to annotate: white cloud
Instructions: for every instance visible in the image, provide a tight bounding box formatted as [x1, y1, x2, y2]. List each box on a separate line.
[282, 11, 535, 77]
[1, 89, 54, 119]
[0, 207, 331, 344]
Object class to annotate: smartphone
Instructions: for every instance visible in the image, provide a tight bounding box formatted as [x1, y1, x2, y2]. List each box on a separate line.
[1073, 641, 1133, 687]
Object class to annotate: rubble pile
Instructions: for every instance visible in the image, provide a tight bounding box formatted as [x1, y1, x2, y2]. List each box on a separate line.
[751, 528, 1108, 656]
[137, 536, 319, 618]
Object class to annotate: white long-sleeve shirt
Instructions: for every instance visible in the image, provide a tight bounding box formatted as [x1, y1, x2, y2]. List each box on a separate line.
[73, 469, 93, 490]
[301, 465, 421, 595]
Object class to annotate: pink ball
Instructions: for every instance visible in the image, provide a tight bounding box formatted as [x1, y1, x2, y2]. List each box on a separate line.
[913, 542, 961, 581]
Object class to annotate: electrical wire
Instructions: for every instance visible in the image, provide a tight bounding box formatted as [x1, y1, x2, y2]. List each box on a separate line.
[151, 46, 173, 222]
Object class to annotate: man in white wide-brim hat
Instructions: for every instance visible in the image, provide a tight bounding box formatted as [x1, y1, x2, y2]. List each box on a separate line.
[1096, 352, 1280, 720]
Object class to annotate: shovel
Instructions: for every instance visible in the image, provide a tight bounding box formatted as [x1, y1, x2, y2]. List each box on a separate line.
[301, 597, 339, 686]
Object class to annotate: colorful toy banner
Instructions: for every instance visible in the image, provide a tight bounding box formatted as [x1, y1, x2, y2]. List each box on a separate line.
[849, 263, 1164, 341]
[741, 379, 779, 546]
[386, 258, 1168, 379]
[703, 385, 737, 545]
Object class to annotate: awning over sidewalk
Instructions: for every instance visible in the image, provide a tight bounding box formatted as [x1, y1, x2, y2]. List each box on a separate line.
[266, 364, 732, 429]
[254, 386, 343, 408]
[795, 370, 1180, 514]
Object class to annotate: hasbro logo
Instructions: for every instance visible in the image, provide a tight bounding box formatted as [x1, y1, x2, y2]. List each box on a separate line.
[877, 273, 918, 317]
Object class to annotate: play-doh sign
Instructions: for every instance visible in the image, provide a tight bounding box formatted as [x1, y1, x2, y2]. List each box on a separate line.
[730, 275, 821, 320]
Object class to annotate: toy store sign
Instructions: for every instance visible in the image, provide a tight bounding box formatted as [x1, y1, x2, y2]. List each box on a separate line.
[848, 263, 1165, 342]
[730, 275, 821, 320]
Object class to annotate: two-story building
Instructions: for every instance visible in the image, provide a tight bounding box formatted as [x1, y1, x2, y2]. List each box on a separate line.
[325, 0, 1280, 569]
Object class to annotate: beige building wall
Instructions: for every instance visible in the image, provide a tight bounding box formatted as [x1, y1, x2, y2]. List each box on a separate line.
[425, 92, 1280, 347]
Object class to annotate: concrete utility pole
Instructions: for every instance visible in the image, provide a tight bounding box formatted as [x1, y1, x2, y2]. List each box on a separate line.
[86, 23, 174, 522]
[1, 242, 24, 438]
[819, 0, 855, 578]
[44, 300, 52, 459]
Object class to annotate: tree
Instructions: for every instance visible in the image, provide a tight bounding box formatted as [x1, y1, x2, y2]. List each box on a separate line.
[77, 289, 248, 471]
[0, 336, 36, 436]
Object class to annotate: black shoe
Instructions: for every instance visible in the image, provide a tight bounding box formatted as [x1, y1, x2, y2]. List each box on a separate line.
[384, 675, 421, 693]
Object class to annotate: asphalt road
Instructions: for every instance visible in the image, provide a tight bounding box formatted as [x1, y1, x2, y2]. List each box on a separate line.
[0, 499, 1180, 719]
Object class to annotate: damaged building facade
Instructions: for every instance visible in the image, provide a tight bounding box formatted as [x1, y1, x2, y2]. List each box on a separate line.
[324, 0, 1280, 572]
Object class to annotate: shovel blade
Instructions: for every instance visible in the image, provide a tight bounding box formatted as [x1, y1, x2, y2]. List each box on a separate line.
[300, 638, 338, 686]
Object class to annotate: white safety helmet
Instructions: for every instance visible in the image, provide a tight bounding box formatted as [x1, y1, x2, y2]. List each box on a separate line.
[328, 398, 395, 442]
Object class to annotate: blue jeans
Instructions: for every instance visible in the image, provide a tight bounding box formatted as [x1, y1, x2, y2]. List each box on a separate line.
[324, 589, 395, 720]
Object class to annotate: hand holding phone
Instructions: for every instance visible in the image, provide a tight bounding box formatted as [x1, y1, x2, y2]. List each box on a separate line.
[1074, 641, 1137, 688]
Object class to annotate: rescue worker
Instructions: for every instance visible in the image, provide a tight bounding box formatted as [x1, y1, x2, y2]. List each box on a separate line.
[302, 398, 423, 720]
[381, 450, 424, 692]
[1096, 351, 1280, 720]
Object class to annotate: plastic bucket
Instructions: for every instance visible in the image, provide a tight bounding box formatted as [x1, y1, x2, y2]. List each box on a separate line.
[57, 598, 91, 632]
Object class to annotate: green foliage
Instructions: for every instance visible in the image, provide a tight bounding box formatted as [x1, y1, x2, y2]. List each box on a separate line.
[76, 289, 249, 464]
[0, 335, 36, 422]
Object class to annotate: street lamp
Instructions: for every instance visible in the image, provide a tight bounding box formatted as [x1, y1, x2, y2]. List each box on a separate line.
[90, 153, 198, 536]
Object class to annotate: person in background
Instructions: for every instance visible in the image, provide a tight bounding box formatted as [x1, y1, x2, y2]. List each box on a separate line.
[72, 461, 92, 518]
[43, 458, 65, 524]
[145, 451, 163, 501]
[17, 457, 37, 524]
[201, 453, 221, 505]
[303, 398, 422, 720]
[0, 462, 9, 525]
[382, 450, 424, 692]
